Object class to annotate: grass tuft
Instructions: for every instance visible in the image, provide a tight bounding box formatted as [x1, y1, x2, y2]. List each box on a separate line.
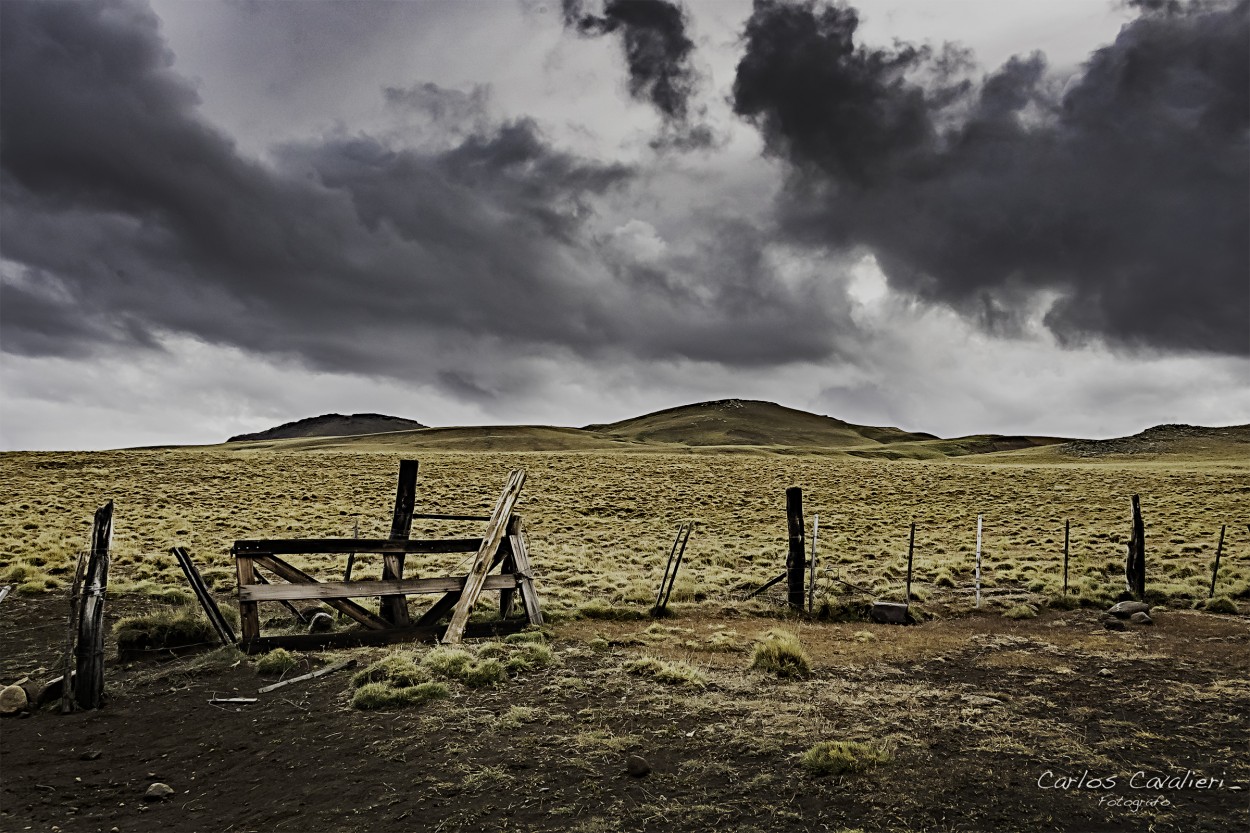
[623, 655, 707, 688]
[351, 653, 431, 688]
[800, 740, 891, 776]
[255, 647, 301, 676]
[1002, 603, 1038, 620]
[350, 681, 449, 711]
[113, 606, 218, 653]
[750, 629, 812, 679]
[1204, 596, 1238, 615]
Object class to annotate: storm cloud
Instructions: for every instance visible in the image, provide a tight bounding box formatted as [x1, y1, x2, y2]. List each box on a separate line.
[734, 0, 1249, 354]
[0, 0, 851, 398]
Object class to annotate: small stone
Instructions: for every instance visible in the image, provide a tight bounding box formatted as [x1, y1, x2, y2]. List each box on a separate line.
[625, 755, 651, 778]
[307, 612, 333, 633]
[961, 695, 1004, 707]
[1107, 601, 1150, 618]
[143, 783, 174, 802]
[1097, 667, 1114, 676]
[80, 749, 102, 761]
[1130, 612, 1154, 626]
[0, 684, 28, 714]
[1102, 617, 1126, 631]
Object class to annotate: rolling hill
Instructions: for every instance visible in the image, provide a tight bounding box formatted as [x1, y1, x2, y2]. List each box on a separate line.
[227, 413, 426, 442]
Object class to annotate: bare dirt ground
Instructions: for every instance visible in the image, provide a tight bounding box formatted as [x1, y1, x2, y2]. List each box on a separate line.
[3, 593, 1247, 833]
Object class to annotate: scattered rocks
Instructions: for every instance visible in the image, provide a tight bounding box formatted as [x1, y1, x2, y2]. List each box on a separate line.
[625, 755, 651, 778]
[0, 684, 29, 715]
[1107, 601, 1151, 618]
[1102, 617, 1127, 631]
[1130, 612, 1154, 626]
[143, 783, 175, 802]
[307, 612, 333, 634]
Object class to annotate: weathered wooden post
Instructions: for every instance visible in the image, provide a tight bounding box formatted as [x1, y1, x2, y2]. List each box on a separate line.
[1126, 495, 1146, 600]
[905, 521, 916, 603]
[1063, 519, 1070, 596]
[974, 514, 983, 608]
[74, 501, 113, 710]
[808, 514, 819, 614]
[1209, 524, 1226, 599]
[381, 460, 418, 626]
[786, 487, 805, 612]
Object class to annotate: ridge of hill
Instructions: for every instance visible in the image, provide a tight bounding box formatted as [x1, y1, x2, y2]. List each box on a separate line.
[227, 413, 427, 442]
[584, 399, 936, 449]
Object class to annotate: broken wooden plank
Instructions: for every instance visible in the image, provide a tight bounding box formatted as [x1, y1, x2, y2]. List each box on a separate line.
[241, 620, 528, 653]
[381, 460, 418, 626]
[74, 501, 113, 710]
[444, 469, 527, 644]
[232, 538, 482, 555]
[507, 515, 544, 627]
[171, 547, 236, 645]
[257, 658, 358, 694]
[251, 555, 389, 630]
[238, 574, 517, 602]
[0, 585, 11, 606]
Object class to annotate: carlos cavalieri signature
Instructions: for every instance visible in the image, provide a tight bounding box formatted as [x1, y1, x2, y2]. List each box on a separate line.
[1037, 769, 1234, 791]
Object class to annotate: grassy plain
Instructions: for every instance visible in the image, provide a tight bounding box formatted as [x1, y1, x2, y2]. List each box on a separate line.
[1, 444, 1247, 616]
[1, 426, 1247, 832]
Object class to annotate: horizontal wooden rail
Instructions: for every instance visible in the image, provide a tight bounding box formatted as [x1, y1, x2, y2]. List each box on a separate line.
[238, 574, 518, 602]
[233, 538, 482, 556]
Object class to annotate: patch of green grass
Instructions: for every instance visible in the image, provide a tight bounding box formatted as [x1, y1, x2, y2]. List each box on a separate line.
[503, 629, 549, 645]
[255, 647, 302, 676]
[800, 740, 891, 776]
[750, 629, 812, 679]
[1205, 596, 1238, 615]
[1002, 604, 1038, 620]
[421, 647, 505, 688]
[113, 605, 218, 653]
[505, 642, 557, 673]
[623, 655, 707, 688]
[350, 681, 450, 711]
[351, 653, 431, 688]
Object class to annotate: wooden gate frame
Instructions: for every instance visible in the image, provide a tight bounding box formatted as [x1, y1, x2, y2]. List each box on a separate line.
[232, 463, 542, 652]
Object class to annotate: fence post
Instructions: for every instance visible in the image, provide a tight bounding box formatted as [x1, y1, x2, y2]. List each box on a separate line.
[808, 514, 819, 614]
[906, 521, 915, 603]
[1063, 519, 1070, 596]
[786, 487, 805, 612]
[974, 514, 983, 608]
[1209, 524, 1226, 599]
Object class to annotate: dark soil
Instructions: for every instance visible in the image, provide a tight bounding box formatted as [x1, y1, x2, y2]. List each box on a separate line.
[2, 593, 1247, 833]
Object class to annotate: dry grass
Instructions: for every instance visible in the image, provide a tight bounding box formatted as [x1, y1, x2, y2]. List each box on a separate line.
[0, 447, 1246, 624]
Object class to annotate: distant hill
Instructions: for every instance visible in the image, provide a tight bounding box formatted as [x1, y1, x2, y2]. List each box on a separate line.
[227, 413, 427, 442]
[584, 399, 936, 449]
[1056, 423, 1250, 459]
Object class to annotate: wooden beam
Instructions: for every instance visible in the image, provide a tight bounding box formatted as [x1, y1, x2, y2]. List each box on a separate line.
[239, 574, 517, 602]
[257, 658, 357, 694]
[241, 620, 528, 654]
[381, 460, 418, 626]
[235, 553, 261, 643]
[171, 547, 236, 645]
[233, 538, 482, 556]
[252, 555, 389, 630]
[444, 469, 526, 644]
[507, 515, 544, 627]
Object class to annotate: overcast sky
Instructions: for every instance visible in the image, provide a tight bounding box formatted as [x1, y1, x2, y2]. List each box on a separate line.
[2, 0, 1247, 450]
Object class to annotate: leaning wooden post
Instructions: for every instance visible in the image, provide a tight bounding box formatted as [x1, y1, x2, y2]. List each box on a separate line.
[380, 460, 418, 626]
[444, 469, 527, 644]
[1126, 495, 1146, 600]
[74, 501, 113, 710]
[1208, 524, 1226, 599]
[1063, 519, 1070, 596]
[60, 550, 87, 713]
[974, 514, 983, 608]
[905, 521, 916, 604]
[786, 487, 805, 612]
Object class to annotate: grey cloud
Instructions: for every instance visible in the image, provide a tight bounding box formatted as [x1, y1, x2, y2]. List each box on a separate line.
[0, 0, 856, 400]
[733, 0, 1249, 354]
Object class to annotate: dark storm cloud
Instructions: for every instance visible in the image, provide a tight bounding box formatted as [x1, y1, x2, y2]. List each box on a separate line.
[733, 0, 1250, 354]
[0, 0, 848, 393]
[562, 0, 714, 148]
